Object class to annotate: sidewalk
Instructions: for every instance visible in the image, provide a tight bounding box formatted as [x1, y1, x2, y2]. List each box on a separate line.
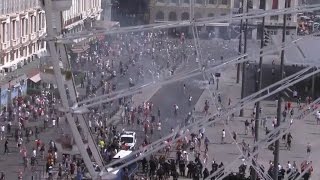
[203, 65, 320, 179]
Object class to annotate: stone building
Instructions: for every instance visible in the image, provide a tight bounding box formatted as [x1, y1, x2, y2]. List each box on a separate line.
[149, 0, 233, 38]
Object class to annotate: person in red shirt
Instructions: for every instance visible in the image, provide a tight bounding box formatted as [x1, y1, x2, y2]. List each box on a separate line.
[288, 101, 291, 110]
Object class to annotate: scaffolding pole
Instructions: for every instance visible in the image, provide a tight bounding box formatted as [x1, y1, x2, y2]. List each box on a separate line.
[252, 0, 266, 179]
[43, 0, 97, 178]
[240, 0, 249, 117]
[273, 0, 288, 179]
[236, 0, 244, 84]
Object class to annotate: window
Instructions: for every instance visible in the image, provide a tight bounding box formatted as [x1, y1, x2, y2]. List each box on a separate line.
[38, 13, 42, 31]
[184, 0, 190, 3]
[20, 47, 23, 57]
[120, 137, 133, 143]
[41, 14, 45, 29]
[10, 51, 14, 62]
[272, 0, 278, 9]
[155, 11, 164, 20]
[287, 0, 291, 8]
[41, 40, 45, 49]
[171, 0, 177, 3]
[181, 12, 190, 20]
[25, 19, 28, 35]
[221, 0, 228, 5]
[21, 18, 25, 36]
[208, 13, 214, 17]
[286, 30, 290, 35]
[169, 12, 177, 21]
[270, 15, 279, 21]
[208, 0, 216, 4]
[196, 0, 203, 4]
[31, 16, 34, 33]
[259, 0, 266, 9]
[195, 13, 202, 19]
[33, 16, 37, 33]
[287, 14, 292, 21]
[1, 23, 5, 43]
[12, 20, 16, 40]
[0, 57, 4, 65]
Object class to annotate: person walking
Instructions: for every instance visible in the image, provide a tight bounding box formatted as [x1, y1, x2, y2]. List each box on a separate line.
[221, 129, 225, 144]
[232, 131, 237, 144]
[244, 120, 249, 135]
[307, 143, 311, 155]
[0, 125, 5, 140]
[204, 137, 209, 152]
[3, 139, 9, 154]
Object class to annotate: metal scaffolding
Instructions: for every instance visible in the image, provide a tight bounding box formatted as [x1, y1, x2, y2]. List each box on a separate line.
[55, 4, 320, 43]
[42, 0, 320, 179]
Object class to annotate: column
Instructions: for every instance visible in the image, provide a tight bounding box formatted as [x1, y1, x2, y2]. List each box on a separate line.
[214, 26, 219, 38]
[252, 28, 257, 40]
[0, 23, 4, 43]
[5, 22, 9, 43]
[16, 17, 20, 41]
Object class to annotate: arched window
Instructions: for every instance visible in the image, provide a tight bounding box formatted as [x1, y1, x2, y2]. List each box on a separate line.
[194, 13, 202, 19]
[169, 12, 177, 21]
[208, 13, 214, 17]
[156, 11, 165, 20]
[208, 0, 216, 4]
[221, 0, 228, 5]
[181, 12, 190, 20]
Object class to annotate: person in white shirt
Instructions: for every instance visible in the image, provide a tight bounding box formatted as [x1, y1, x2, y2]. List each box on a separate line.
[88, 119, 92, 131]
[0, 125, 5, 140]
[287, 161, 292, 173]
[32, 148, 37, 157]
[52, 119, 56, 127]
[221, 129, 226, 144]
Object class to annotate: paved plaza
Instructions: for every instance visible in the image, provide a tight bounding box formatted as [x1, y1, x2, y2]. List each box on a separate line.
[0, 36, 318, 180]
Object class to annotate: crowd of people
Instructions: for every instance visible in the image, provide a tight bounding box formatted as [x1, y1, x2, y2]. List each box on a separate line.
[297, 12, 320, 35]
[0, 26, 317, 180]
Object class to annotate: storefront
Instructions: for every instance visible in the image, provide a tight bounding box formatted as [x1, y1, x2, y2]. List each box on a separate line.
[0, 74, 28, 108]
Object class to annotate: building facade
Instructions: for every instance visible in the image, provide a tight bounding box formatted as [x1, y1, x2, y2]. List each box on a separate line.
[0, 0, 46, 73]
[62, 0, 102, 34]
[0, 0, 103, 108]
[251, 0, 299, 39]
[149, 0, 233, 38]
[0, 0, 103, 73]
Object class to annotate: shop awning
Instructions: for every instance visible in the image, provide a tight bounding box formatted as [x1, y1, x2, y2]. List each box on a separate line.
[29, 74, 41, 83]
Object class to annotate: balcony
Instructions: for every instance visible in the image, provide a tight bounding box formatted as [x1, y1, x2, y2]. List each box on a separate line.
[20, 36, 29, 44]
[37, 30, 46, 38]
[30, 33, 37, 41]
[10, 39, 20, 47]
[1, 42, 9, 50]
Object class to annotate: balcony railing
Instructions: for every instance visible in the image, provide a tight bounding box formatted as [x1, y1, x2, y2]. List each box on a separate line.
[30, 32, 37, 41]
[20, 36, 29, 44]
[1, 42, 9, 50]
[10, 39, 20, 47]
